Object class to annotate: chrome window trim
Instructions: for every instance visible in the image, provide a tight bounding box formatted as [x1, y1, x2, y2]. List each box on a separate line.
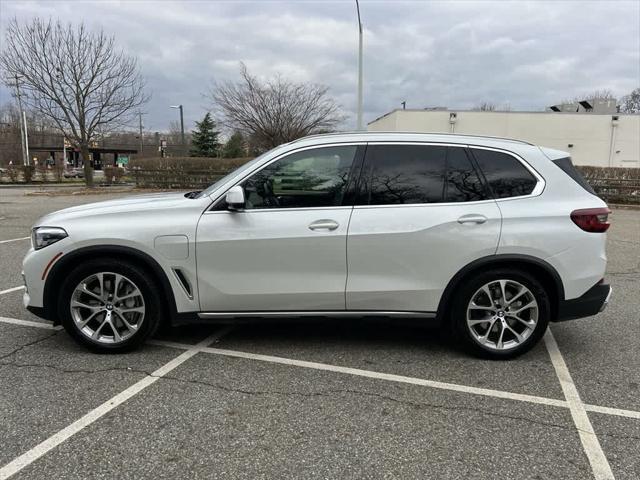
[358, 141, 546, 206]
[203, 205, 353, 215]
[353, 199, 496, 210]
[204, 140, 545, 212]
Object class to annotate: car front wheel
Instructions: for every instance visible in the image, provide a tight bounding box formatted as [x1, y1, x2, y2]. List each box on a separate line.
[58, 259, 163, 352]
[451, 269, 550, 359]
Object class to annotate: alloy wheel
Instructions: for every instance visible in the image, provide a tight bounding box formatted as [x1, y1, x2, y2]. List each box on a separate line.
[466, 279, 538, 351]
[70, 272, 145, 344]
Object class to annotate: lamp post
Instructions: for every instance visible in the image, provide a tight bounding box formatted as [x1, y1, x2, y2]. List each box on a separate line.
[170, 105, 185, 151]
[12, 74, 30, 166]
[355, 0, 363, 131]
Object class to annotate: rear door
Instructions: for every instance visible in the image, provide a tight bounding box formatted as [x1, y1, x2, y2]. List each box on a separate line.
[346, 143, 502, 312]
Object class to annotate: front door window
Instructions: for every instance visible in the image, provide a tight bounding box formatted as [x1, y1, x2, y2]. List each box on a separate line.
[242, 145, 358, 209]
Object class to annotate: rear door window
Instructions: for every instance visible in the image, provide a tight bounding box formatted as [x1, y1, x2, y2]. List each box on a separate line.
[357, 144, 446, 205]
[471, 148, 537, 198]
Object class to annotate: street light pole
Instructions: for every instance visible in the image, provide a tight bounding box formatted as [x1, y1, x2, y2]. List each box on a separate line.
[170, 105, 185, 154]
[356, 0, 364, 131]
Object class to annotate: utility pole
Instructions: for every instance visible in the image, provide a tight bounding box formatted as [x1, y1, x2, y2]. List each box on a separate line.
[138, 111, 145, 154]
[356, 0, 364, 131]
[401, 101, 406, 110]
[14, 74, 30, 166]
[22, 111, 29, 166]
[179, 106, 185, 147]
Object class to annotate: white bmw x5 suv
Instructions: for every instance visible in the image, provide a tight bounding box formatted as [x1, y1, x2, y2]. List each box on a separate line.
[23, 132, 611, 359]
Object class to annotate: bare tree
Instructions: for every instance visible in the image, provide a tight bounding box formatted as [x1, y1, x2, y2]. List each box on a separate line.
[208, 63, 344, 152]
[561, 89, 616, 105]
[472, 102, 497, 112]
[620, 88, 640, 114]
[1, 18, 149, 185]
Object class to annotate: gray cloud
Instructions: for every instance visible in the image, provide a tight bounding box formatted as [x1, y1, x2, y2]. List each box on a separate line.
[1, 0, 638, 133]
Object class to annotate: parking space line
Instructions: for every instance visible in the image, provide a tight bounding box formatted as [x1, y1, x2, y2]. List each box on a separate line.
[197, 345, 570, 407]
[544, 329, 614, 480]
[199, 344, 570, 406]
[150, 338, 640, 422]
[0, 286, 25, 296]
[0, 326, 233, 480]
[585, 404, 640, 420]
[0, 316, 61, 330]
[1, 317, 638, 470]
[0, 237, 30, 245]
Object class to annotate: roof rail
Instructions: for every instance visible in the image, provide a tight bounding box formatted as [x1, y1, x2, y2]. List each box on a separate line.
[289, 131, 535, 146]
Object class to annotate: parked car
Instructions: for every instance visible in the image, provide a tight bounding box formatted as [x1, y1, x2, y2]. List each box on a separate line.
[22, 132, 611, 358]
[63, 167, 85, 178]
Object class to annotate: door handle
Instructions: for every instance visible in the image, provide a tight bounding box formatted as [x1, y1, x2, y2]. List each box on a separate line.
[457, 214, 488, 225]
[309, 219, 339, 231]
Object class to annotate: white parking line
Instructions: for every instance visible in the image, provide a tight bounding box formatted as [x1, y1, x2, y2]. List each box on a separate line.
[0, 286, 25, 296]
[0, 316, 61, 330]
[585, 404, 640, 421]
[0, 315, 637, 479]
[150, 338, 640, 422]
[0, 237, 30, 245]
[150, 339, 569, 408]
[199, 344, 569, 407]
[544, 329, 614, 480]
[0, 326, 232, 480]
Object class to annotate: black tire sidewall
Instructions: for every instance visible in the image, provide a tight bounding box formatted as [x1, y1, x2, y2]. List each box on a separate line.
[58, 258, 163, 353]
[451, 269, 550, 360]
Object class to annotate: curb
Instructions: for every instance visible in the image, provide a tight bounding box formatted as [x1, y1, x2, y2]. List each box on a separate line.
[609, 204, 640, 211]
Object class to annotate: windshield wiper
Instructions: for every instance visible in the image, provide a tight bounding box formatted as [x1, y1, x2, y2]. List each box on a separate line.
[184, 190, 202, 199]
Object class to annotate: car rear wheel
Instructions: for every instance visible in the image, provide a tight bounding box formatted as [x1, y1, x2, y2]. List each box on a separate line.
[451, 269, 550, 359]
[59, 259, 163, 352]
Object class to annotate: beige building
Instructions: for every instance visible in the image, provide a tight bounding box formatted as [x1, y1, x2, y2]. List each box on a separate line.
[368, 109, 640, 168]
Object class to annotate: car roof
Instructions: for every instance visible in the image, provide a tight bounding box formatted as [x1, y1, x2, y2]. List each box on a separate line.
[287, 131, 536, 149]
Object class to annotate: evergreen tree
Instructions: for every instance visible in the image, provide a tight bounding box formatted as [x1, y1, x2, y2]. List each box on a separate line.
[222, 131, 246, 158]
[190, 113, 220, 157]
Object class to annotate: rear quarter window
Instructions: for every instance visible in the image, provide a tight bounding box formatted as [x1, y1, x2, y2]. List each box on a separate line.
[551, 157, 596, 195]
[471, 148, 537, 199]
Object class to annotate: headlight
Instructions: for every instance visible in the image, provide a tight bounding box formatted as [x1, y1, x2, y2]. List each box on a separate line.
[31, 227, 68, 250]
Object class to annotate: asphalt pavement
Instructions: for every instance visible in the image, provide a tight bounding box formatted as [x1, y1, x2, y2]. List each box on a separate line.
[0, 186, 638, 479]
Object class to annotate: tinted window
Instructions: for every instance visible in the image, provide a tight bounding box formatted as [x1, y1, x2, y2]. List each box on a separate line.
[445, 147, 489, 202]
[358, 145, 446, 205]
[552, 157, 596, 195]
[242, 145, 357, 209]
[472, 149, 537, 198]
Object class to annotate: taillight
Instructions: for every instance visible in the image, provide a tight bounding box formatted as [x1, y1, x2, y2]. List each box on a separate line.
[570, 208, 611, 233]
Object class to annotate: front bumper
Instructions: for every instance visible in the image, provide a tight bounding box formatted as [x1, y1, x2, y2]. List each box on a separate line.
[555, 282, 612, 322]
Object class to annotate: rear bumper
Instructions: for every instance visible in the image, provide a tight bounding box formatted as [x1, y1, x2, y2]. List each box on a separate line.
[555, 282, 612, 322]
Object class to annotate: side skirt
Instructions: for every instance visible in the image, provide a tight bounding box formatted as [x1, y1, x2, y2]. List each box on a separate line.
[197, 310, 437, 320]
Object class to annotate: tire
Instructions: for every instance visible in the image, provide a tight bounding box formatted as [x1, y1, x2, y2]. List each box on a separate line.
[450, 269, 550, 360]
[58, 258, 164, 353]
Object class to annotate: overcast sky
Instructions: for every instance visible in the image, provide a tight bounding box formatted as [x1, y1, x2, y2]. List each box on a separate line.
[1, 0, 639, 133]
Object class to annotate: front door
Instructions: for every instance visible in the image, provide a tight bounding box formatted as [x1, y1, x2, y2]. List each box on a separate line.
[196, 144, 363, 312]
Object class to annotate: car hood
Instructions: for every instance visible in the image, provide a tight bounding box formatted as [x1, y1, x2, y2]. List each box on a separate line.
[35, 192, 204, 226]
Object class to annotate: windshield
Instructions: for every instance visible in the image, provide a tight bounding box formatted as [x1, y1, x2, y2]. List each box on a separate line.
[195, 151, 272, 198]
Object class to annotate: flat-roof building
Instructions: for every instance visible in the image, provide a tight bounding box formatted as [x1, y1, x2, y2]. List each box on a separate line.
[368, 109, 639, 168]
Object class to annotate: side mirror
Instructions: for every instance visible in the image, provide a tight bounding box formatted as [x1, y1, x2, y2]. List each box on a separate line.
[225, 185, 245, 211]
